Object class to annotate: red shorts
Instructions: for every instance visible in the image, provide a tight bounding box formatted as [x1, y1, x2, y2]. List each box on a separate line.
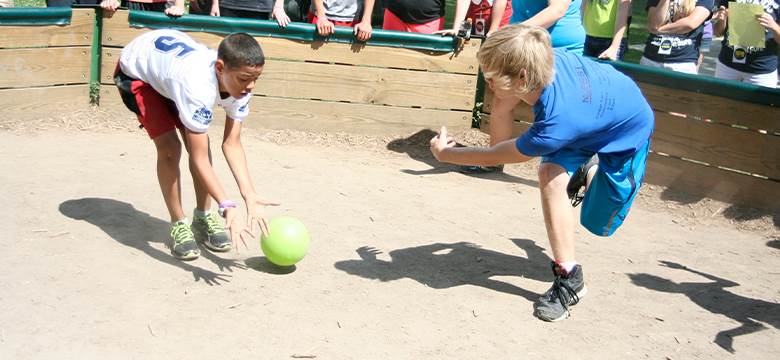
[467, 0, 513, 34]
[114, 63, 183, 139]
[382, 9, 444, 34]
[307, 12, 358, 27]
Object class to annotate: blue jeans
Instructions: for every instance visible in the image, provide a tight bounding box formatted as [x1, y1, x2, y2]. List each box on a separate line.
[584, 35, 628, 61]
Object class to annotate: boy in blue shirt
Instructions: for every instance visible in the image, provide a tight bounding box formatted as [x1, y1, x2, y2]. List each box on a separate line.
[430, 24, 654, 321]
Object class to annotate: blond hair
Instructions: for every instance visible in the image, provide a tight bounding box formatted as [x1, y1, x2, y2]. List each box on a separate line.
[670, 0, 697, 22]
[476, 24, 555, 94]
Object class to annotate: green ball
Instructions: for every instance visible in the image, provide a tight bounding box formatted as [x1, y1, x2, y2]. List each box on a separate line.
[260, 216, 310, 266]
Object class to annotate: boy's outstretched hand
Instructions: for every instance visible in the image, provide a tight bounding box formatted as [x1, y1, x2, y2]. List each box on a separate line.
[429, 126, 456, 162]
[222, 207, 246, 252]
[242, 194, 281, 242]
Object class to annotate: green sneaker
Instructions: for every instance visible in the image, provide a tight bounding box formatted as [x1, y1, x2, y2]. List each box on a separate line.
[192, 211, 232, 252]
[170, 221, 200, 260]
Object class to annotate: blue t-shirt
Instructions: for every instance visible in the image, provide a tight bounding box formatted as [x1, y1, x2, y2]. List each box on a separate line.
[511, 0, 586, 55]
[515, 50, 654, 158]
[717, 0, 780, 74]
[643, 0, 714, 63]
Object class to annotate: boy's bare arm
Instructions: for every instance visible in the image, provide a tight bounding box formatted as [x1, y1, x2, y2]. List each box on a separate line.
[221, 117, 255, 199]
[430, 126, 532, 166]
[185, 130, 231, 205]
[185, 128, 244, 245]
[222, 117, 279, 235]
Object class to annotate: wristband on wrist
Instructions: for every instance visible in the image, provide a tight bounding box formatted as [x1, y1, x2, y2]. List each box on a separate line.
[218, 200, 237, 217]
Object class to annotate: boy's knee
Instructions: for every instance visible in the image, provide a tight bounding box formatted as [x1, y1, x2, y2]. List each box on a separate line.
[537, 162, 568, 189]
[155, 136, 182, 161]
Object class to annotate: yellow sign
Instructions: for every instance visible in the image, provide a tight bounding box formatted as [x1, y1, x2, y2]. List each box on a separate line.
[728, 2, 766, 48]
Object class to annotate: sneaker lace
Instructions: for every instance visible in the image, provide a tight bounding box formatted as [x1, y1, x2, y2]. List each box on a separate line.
[171, 222, 194, 245]
[571, 193, 585, 207]
[548, 276, 581, 311]
[547, 262, 580, 310]
[203, 212, 225, 234]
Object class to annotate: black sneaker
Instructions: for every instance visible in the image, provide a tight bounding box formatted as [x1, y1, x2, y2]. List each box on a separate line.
[534, 262, 587, 322]
[566, 156, 599, 207]
[459, 164, 505, 174]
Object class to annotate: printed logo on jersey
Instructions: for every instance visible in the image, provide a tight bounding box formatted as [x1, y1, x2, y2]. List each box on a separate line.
[193, 107, 213, 125]
[238, 103, 248, 113]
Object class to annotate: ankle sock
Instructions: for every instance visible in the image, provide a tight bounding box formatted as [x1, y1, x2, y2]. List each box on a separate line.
[557, 261, 578, 274]
[194, 209, 209, 218]
[172, 217, 189, 226]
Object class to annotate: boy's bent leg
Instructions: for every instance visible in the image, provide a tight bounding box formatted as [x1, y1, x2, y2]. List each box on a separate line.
[580, 140, 650, 237]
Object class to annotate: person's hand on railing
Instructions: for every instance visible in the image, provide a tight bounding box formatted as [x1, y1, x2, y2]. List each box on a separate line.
[354, 20, 372, 41]
[209, 0, 220, 16]
[598, 46, 620, 61]
[100, 0, 119, 11]
[165, 0, 185, 17]
[272, 3, 291, 27]
[316, 17, 335, 37]
[434, 28, 458, 36]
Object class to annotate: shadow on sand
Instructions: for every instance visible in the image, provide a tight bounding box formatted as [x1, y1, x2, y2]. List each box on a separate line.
[628, 261, 780, 353]
[59, 197, 245, 285]
[386, 129, 538, 187]
[335, 239, 552, 302]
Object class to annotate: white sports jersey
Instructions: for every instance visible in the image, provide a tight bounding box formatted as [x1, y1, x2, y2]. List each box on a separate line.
[119, 29, 251, 133]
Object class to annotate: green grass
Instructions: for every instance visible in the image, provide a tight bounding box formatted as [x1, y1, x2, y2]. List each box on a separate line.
[13, 0, 45, 7]
[626, 0, 649, 63]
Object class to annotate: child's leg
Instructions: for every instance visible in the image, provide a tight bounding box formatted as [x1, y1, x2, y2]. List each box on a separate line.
[538, 162, 576, 262]
[179, 129, 213, 212]
[534, 151, 592, 321]
[152, 129, 185, 222]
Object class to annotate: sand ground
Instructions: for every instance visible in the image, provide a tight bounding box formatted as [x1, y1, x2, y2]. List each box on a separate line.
[1, 109, 778, 359]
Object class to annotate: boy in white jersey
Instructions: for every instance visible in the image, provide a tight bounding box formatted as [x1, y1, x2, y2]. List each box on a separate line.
[114, 30, 278, 260]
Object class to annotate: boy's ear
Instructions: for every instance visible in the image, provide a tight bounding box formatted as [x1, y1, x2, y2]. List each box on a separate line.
[215, 59, 225, 75]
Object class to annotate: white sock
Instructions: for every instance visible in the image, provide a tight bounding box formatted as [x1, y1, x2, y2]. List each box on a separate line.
[172, 217, 189, 226]
[558, 261, 578, 273]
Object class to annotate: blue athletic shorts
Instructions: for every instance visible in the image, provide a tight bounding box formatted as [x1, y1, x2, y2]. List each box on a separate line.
[541, 139, 650, 237]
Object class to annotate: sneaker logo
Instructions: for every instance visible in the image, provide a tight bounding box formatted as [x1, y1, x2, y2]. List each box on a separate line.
[192, 107, 213, 126]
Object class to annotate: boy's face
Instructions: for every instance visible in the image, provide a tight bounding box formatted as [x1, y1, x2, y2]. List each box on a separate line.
[216, 60, 264, 99]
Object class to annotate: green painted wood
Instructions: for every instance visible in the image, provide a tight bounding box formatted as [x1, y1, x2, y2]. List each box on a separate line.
[0, 8, 72, 26]
[128, 11, 460, 53]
